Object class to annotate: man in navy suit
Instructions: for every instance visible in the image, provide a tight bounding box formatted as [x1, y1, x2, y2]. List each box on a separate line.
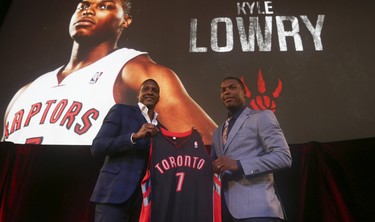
[211, 77, 292, 222]
[90, 79, 160, 222]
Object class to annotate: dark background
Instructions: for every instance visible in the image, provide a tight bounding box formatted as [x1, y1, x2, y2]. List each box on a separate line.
[0, 0, 374, 144]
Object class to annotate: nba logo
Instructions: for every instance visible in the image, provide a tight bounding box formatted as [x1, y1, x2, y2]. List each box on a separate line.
[90, 72, 103, 84]
[194, 141, 198, 148]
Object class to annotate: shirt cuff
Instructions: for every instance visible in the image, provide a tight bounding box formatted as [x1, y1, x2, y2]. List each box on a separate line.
[130, 133, 136, 144]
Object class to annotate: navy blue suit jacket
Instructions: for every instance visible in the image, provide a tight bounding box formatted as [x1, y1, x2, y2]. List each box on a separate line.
[90, 104, 151, 204]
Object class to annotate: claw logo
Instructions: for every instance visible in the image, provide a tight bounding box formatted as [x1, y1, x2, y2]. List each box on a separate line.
[240, 69, 283, 112]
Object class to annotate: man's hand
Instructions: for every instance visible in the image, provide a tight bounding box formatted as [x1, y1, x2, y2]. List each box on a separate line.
[213, 156, 239, 174]
[132, 123, 159, 141]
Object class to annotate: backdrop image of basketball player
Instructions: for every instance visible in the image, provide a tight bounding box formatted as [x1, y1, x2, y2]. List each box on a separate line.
[2, 0, 216, 145]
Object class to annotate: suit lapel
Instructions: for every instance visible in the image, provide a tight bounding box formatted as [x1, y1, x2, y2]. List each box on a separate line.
[218, 124, 226, 155]
[134, 106, 148, 125]
[223, 108, 252, 154]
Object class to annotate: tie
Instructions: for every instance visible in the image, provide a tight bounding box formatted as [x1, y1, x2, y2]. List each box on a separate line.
[222, 117, 231, 145]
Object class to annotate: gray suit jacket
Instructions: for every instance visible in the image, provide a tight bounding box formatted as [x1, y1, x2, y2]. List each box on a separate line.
[211, 107, 292, 219]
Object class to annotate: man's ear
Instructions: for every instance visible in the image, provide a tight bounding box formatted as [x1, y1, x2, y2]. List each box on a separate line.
[121, 15, 132, 28]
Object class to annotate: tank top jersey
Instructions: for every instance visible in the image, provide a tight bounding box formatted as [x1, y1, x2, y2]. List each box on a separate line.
[139, 127, 221, 222]
[4, 48, 146, 145]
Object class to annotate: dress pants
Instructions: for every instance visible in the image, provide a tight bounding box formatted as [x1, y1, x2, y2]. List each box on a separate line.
[94, 188, 142, 222]
[222, 196, 284, 222]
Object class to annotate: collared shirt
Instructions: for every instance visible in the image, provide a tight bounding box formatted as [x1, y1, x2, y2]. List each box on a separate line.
[138, 102, 158, 125]
[130, 103, 158, 144]
[226, 105, 246, 135]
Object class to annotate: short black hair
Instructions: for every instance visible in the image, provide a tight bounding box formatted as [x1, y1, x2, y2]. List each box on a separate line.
[222, 76, 245, 90]
[140, 79, 160, 89]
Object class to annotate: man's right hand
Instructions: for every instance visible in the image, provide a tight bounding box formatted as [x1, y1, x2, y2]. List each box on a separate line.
[132, 123, 159, 141]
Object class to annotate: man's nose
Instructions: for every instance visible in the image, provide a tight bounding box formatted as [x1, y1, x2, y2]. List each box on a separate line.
[222, 89, 230, 95]
[82, 7, 95, 16]
[145, 89, 154, 95]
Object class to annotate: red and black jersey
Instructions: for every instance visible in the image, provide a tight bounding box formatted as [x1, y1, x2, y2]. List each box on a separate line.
[140, 127, 221, 222]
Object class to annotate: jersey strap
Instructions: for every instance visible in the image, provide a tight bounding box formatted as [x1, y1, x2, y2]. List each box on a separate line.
[213, 173, 222, 222]
[139, 139, 153, 222]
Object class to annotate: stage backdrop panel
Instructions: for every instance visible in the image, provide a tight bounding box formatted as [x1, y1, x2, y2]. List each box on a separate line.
[0, 0, 374, 144]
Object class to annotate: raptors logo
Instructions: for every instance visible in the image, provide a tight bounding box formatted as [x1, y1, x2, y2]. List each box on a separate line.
[241, 69, 283, 112]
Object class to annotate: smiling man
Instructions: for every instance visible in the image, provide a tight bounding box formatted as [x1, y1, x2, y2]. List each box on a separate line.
[2, 0, 216, 145]
[90, 79, 161, 222]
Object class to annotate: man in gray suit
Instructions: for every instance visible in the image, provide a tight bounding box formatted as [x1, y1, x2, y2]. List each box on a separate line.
[211, 77, 292, 222]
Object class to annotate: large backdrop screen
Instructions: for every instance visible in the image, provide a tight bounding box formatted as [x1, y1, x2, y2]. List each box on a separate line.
[0, 0, 374, 145]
